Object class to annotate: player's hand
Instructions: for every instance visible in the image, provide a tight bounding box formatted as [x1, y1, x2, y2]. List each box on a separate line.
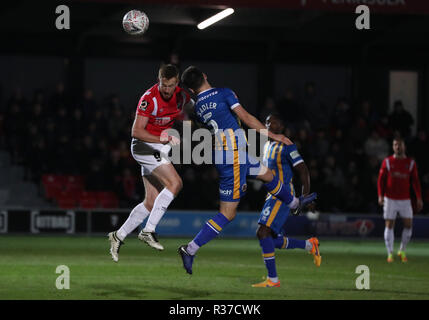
[160, 131, 170, 144]
[271, 133, 289, 145]
[160, 131, 180, 146]
[168, 135, 181, 146]
[416, 199, 424, 213]
[378, 196, 384, 206]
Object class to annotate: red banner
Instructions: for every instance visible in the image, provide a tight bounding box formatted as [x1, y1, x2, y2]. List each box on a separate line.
[92, 0, 429, 15]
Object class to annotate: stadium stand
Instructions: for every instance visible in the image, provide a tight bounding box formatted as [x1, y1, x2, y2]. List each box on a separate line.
[0, 82, 428, 212]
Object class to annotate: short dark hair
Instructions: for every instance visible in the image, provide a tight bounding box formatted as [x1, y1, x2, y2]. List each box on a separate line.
[393, 135, 404, 143]
[266, 112, 283, 124]
[181, 66, 204, 91]
[159, 64, 179, 79]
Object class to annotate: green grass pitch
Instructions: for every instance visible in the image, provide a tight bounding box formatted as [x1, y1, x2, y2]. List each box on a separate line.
[0, 235, 428, 300]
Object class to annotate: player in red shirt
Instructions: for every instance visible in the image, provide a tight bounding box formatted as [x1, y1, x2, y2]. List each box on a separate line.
[377, 137, 423, 263]
[108, 64, 193, 261]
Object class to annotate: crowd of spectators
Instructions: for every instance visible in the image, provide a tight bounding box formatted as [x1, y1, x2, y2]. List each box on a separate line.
[0, 81, 428, 213]
[260, 82, 429, 213]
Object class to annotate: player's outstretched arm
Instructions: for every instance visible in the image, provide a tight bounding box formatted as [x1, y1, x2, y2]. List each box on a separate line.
[293, 162, 315, 212]
[132, 114, 171, 144]
[294, 162, 311, 196]
[232, 105, 289, 144]
[377, 159, 388, 206]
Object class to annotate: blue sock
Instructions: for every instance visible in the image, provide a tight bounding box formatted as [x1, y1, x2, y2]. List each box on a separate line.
[259, 237, 277, 279]
[273, 235, 288, 249]
[193, 212, 230, 247]
[264, 174, 294, 205]
[284, 237, 306, 249]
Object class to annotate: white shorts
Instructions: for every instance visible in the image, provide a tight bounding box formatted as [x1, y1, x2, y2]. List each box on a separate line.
[383, 197, 413, 220]
[131, 139, 171, 176]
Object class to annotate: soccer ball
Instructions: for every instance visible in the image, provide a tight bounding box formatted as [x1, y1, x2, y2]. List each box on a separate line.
[122, 10, 149, 35]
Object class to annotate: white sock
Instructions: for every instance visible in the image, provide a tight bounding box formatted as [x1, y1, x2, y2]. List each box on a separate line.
[287, 197, 299, 209]
[143, 188, 175, 233]
[187, 240, 200, 256]
[117, 203, 150, 241]
[268, 276, 279, 283]
[384, 227, 394, 255]
[399, 228, 412, 252]
[305, 240, 313, 251]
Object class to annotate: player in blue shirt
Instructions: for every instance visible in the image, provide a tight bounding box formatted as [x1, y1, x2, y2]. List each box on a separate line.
[178, 66, 317, 275]
[252, 113, 320, 288]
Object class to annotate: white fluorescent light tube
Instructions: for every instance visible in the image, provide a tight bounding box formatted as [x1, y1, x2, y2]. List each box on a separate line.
[197, 8, 234, 30]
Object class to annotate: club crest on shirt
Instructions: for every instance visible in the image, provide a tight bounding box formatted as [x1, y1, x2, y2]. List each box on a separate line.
[139, 100, 148, 111]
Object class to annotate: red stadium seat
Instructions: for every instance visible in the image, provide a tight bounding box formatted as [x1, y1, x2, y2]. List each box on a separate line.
[56, 194, 77, 209]
[78, 191, 98, 209]
[42, 174, 67, 199]
[56, 190, 79, 209]
[96, 191, 119, 208]
[65, 175, 85, 186]
[64, 175, 85, 193]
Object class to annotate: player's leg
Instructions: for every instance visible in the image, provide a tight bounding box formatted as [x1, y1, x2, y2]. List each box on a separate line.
[118, 176, 159, 240]
[252, 224, 280, 287]
[178, 201, 239, 274]
[272, 234, 321, 267]
[139, 162, 182, 250]
[179, 155, 251, 274]
[273, 234, 310, 251]
[398, 202, 413, 262]
[384, 219, 395, 262]
[398, 218, 412, 262]
[137, 175, 167, 249]
[254, 198, 320, 287]
[184, 154, 242, 259]
[256, 165, 317, 212]
[383, 197, 396, 262]
[108, 175, 157, 262]
[253, 198, 288, 287]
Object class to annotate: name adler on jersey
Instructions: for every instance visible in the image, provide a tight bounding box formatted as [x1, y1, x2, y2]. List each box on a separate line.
[196, 102, 217, 118]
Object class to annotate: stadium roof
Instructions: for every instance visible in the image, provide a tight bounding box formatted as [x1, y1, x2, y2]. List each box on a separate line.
[1, 0, 429, 64]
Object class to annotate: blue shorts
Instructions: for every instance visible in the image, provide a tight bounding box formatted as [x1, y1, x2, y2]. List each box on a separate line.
[214, 148, 262, 202]
[258, 195, 290, 234]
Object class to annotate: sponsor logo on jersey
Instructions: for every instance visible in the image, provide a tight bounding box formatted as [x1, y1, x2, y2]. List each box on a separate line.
[290, 150, 300, 159]
[154, 117, 171, 126]
[392, 172, 409, 179]
[139, 100, 148, 111]
[197, 90, 218, 103]
[219, 188, 232, 196]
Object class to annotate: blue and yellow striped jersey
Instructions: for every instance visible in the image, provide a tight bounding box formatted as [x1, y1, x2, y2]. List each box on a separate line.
[194, 87, 247, 151]
[263, 140, 304, 196]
